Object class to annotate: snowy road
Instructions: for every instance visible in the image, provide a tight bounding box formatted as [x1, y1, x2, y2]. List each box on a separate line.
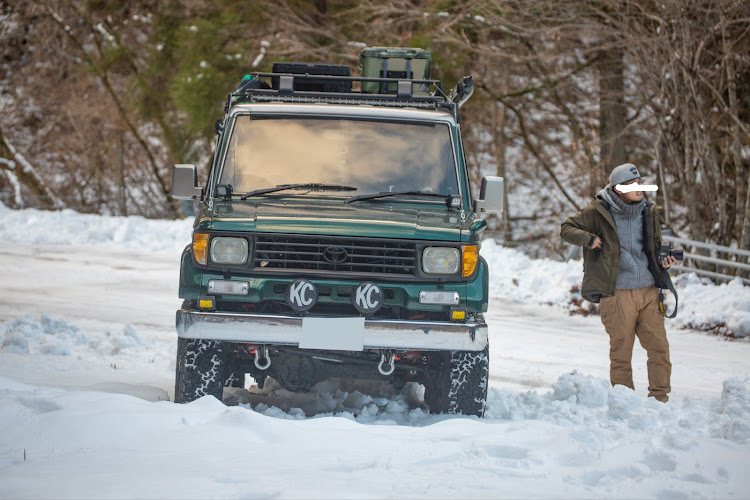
[2, 242, 745, 400]
[1, 238, 750, 499]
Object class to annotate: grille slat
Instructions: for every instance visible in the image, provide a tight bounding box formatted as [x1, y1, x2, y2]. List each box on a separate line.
[257, 253, 415, 262]
[254, 234, 417, 276]
[255, 243, 414, 253]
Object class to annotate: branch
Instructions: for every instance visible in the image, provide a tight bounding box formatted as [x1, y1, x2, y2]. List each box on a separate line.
[496, 95, 581, 211]
[46, 6, 177, 216]
[0, 126, 62, 209]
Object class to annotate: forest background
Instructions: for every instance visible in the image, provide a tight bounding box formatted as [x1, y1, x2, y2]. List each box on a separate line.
[1, 0, 748, 265]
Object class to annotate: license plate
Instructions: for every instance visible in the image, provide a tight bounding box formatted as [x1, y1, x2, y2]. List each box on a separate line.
[299, 317, 365, 351]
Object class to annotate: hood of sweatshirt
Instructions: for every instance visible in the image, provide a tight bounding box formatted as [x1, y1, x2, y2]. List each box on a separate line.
[598, 186, 645, 216]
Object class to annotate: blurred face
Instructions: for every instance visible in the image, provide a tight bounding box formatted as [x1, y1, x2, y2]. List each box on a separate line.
[614, 178, 643, 204]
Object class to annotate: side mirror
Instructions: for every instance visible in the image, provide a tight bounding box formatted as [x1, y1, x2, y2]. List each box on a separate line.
[450, 76, 474, 108]
[171, 164, 202, 200]
[473, 176, 504, 214]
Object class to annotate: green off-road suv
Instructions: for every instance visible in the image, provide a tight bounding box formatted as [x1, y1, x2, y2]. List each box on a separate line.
[171, 47, 503, 416]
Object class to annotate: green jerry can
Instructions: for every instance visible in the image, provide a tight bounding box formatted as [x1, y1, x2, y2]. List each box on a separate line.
[359, 47, 431, 94]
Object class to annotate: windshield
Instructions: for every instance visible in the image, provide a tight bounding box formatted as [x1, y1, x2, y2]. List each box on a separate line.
[218, 115, 459, 198]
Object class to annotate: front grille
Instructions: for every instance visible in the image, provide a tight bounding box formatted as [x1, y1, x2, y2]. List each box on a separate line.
[254, 234, 417, 277]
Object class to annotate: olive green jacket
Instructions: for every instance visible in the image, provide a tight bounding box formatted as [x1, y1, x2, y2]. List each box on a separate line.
[560, 197, 667, 303]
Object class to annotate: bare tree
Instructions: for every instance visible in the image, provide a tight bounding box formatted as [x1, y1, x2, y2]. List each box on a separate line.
[593, 0, 750, 252]
[44, 1, 179, 216]
[0, 126, 61, 209]
[2, 0, 746, 272]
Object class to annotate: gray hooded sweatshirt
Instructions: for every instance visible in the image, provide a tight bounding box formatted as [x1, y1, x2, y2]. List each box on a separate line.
[598, 187, 656, 290]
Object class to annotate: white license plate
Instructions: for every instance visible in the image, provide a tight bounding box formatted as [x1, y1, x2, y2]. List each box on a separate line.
[299, 317, 365, 351]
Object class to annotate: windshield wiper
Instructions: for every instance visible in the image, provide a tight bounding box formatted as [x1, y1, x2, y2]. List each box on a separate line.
[240, 183, 357, 200]
[345, 190, 450, 204]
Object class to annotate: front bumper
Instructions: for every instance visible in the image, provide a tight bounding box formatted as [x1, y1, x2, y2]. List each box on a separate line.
[176, 310, 487, 352]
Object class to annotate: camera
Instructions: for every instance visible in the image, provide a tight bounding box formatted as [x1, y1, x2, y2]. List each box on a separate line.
[658, 245, 684, 262]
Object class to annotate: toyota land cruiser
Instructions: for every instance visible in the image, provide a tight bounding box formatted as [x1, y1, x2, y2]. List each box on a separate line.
[171, 47, 503, 416]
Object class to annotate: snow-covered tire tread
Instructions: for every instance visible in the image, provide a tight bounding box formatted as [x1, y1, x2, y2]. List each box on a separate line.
[424, 344, 489, 417]
[174, 338, 228, 403]
[446, 348, 489, 416]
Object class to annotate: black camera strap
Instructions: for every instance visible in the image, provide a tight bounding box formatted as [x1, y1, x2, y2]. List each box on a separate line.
[658, 270, 678, 318]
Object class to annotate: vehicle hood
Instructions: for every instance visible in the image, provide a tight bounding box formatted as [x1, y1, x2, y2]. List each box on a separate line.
[200, 199, 469, 241]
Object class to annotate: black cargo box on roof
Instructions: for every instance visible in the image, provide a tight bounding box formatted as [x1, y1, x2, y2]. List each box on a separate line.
[271, 62, 352, 93]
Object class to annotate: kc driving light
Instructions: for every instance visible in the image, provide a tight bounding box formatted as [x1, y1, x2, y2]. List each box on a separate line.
[422, 247, 460, 274]
[210, 237, 249, 265]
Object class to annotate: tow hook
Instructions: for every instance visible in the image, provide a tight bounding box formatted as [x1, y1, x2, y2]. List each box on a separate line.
[254, 345, 271, 370]
[378, 350, 395, 376]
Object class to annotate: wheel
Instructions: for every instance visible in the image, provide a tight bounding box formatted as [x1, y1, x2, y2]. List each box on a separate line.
[174, 337, 229, 403]
[424, 343, 489, 417]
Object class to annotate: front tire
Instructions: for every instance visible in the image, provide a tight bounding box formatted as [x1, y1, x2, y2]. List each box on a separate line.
[174, 338, 229, 403]
[424, 344, 489, 417]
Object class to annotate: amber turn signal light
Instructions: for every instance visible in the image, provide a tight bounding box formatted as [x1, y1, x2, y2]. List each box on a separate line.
[461, 245, 478, 277]
[193, 233, 209, 266]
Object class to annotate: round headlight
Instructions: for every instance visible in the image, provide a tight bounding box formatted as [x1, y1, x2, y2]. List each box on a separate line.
[422, 247, 460, 274]
[210, 237, 248, 265]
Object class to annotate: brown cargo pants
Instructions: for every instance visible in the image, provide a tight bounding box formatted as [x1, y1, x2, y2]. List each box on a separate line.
[599, 286, 671, 402]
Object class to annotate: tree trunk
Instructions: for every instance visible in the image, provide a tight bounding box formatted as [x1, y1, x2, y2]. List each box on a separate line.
[598, 45, 626, 185]
[492, 101, 511, 241]
[0, 127, 60, 209]
[723, 19, 748, 253]
[742, 174, 750, 255]
[655, 131, 670, 228]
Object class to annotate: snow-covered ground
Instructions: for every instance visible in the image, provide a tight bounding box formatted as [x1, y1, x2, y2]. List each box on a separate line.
[1, 205, 749, 499]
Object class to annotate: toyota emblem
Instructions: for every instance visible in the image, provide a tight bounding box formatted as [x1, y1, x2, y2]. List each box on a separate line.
[323, 246, 348, 264]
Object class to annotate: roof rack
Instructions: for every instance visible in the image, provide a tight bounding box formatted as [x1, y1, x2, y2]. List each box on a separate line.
[225, 72, 460, 119]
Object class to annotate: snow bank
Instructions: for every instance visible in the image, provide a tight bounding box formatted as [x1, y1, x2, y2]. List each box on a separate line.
[1, 367, 749, 499]
[0, 313, 145, 357]
[481, 238, 750, 337]
[0, 203, 193, 254]
[482, 238, 583, 306]
[486, 371, 750, 446]
[671, 273, 750, 337]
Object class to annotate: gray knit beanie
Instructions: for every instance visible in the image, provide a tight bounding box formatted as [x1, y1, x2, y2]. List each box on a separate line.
[609, 163, 641, 187]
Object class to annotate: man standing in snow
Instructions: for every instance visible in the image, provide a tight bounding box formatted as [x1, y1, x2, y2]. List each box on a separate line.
[560, 163, 677, 402]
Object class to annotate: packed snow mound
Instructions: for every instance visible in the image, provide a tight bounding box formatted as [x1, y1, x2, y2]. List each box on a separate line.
[672, 273, 750, 337]
[228, 378, 432, 424]
[486, 371, 750, 446]
[1, 313, 145, 357]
